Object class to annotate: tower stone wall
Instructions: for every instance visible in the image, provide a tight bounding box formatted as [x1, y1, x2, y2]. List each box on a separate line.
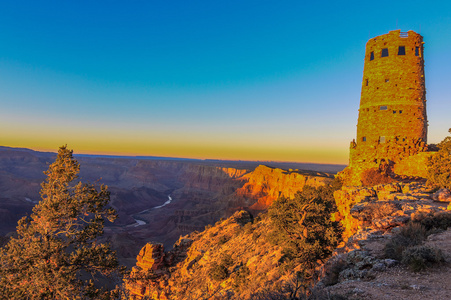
[343, 30, 430, 185]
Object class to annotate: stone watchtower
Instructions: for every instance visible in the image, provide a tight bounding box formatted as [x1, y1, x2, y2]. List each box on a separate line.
[345, 30, 430, 184]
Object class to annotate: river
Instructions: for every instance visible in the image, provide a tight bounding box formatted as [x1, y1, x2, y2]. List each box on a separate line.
[131, 195, 173, 227]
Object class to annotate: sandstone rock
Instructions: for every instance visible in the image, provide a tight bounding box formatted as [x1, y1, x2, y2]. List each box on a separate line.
[372, 215, 410, 230]
[237, 165, 332, 209]
[432, 188, 451, 202]
[335, 182, 449, 240]
[136, 243, 165, 272]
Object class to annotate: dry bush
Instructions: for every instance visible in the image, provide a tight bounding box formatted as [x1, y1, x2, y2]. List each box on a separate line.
[361, 168, 395, 186]
[208, 262, 229, 281]
[385, 222, 427, 261]
[413, 211, 451, 231]
[401, 245, 444, 272]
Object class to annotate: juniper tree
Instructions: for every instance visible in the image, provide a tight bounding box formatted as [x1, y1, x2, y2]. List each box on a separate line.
[0, 146, 123, 299]
[268, 184, 342, 270]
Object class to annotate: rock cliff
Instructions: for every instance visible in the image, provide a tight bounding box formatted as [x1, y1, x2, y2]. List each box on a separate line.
[126, 181, 451, 299]
[334, 182, 448, 240]
[125, 211, 291, 299]
[236, 165, 332, 209]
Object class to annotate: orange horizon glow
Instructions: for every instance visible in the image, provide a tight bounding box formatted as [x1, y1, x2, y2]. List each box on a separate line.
[2, 140, 349, 165]
[1, 116, 350, 165]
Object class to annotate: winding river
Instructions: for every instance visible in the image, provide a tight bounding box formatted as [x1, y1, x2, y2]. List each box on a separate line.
[131, 195, 172, 227]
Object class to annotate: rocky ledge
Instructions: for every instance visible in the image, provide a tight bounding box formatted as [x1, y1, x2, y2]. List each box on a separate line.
[319, 183, 451, 299]
[334, 182, 451, 240]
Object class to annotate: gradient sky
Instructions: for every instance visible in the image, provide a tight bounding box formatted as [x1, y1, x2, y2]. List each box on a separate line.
[1, 1, 451, 164]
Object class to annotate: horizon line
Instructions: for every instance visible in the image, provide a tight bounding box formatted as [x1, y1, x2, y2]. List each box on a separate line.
[0, 145, 348, 167]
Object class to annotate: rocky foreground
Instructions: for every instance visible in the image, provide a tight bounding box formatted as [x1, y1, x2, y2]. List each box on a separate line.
[319, 183, 451, 299]
[125, 182, 451, 299]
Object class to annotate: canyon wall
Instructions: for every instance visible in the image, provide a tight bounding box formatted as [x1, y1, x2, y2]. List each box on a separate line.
[236, 165, 333, 209]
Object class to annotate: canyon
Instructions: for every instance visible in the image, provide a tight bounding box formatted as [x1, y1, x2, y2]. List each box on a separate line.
[0, 146, 343, 266]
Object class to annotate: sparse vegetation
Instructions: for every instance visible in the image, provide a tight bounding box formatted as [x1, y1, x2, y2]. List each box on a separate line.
[361, 167, 395, 186]
[385, 221, 448, 272]
[209, 261, 229, 281]
[401, 245, 444, 272]
[0, 146, 123, 299]
[385, 222, 427, 261]
[427, 128, 451, 189]
[233, 264, 250, 289]
[412, 211, 451, 231]
[218, 235, 230, 245]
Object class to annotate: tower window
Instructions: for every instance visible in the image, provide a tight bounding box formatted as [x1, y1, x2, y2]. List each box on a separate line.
[362, 137, 366, 142]
[399, 110, 402, 113]
[385, 79, 389, 83]
[365, 79, 369, 86]
[380, 106, 388, 110]
[415, 47, 420, 56]
[380, 136, 386, 143]
[398, 46, 406, 55]
[381, 48, 389, 57]
[393, 110, 396, 114]
[370, 51, 374, 61]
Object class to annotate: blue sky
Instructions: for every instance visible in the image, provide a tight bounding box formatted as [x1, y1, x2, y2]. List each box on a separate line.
[1, 1, 451, 164]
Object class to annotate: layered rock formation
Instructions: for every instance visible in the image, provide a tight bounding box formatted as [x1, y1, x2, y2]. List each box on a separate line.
[236, 165, 332, 209]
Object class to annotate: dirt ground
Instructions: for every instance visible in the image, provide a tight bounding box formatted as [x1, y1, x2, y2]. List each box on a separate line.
[326, 228, 451, 300]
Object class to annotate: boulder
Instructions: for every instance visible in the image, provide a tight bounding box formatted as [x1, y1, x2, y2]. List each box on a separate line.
[432, 188, 451, 202]
[136, 243, 166, 271]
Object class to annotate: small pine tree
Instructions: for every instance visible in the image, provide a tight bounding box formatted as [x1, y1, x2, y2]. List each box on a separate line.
[0, 146, 123, 299]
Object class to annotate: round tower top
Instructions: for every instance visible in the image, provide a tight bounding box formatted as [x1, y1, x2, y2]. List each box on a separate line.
[366, 30, 423, 49]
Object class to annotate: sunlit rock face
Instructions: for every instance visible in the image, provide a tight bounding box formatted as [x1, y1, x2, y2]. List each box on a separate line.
[343, 30, 431, 186]
[236, 165, 332, 209]
[334, 182, 448, 240]
[126, 181, 451, 299]
[125, 210, 285, 300]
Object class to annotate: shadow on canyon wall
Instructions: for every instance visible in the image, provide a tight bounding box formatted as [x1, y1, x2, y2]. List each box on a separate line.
[0, 146, 345, 266]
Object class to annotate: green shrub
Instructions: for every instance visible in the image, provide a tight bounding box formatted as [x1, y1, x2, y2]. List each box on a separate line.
[427, 129, 451, 189]
[268, 185, 342, 269]
[401, 245, 444, 272]
[413, 212, 451, 231]
[220, 253, 234, 267]
[218, 235, 229, 245]
[233, 265, 250, 289]
[385, 222, 427, 261]
[209, 262, 229, 281]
